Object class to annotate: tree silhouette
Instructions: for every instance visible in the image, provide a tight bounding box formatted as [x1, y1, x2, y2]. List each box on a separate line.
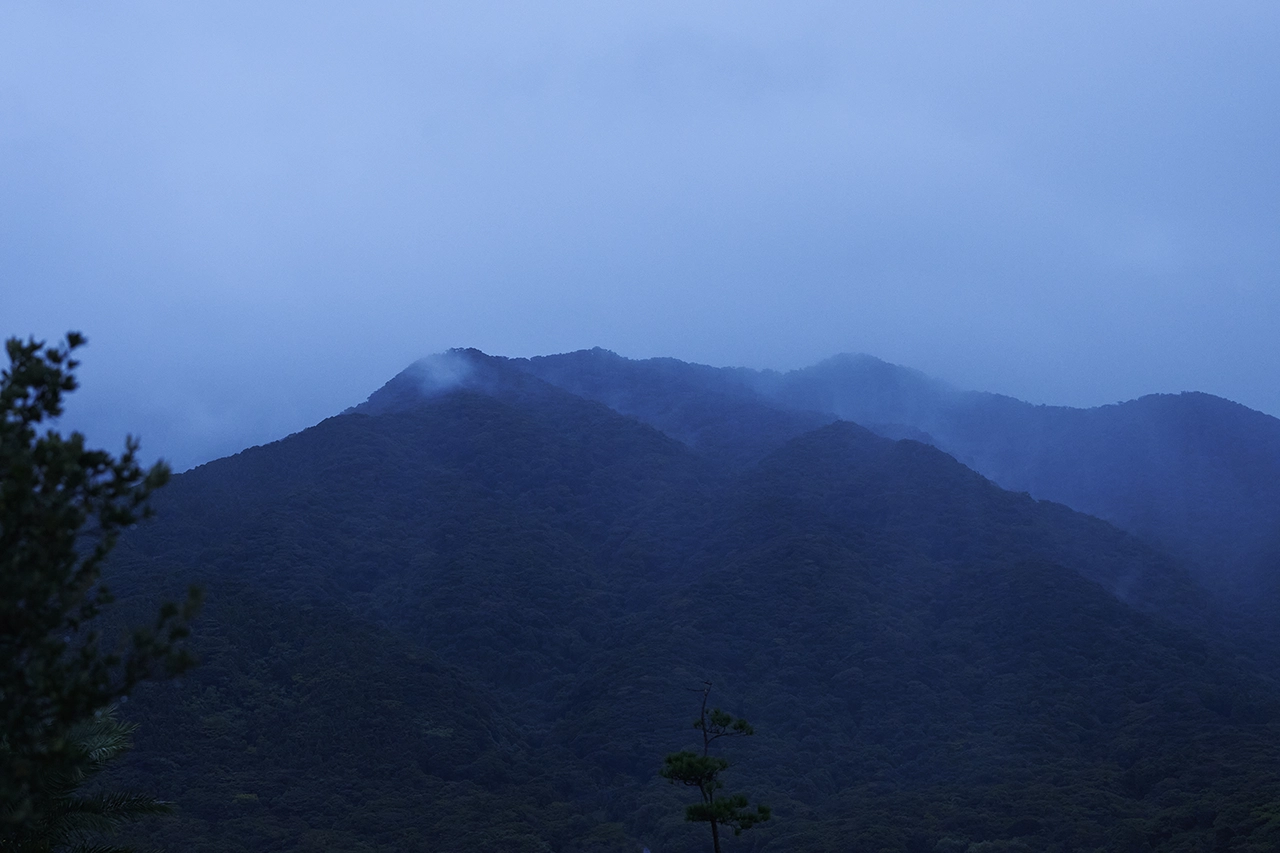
[14, 706, 171, 853]
[660, 683, 770, 853]
[1, 333, 199, 843]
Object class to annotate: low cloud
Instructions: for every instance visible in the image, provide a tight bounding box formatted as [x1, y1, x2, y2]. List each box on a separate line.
[407, 350, 478, 397]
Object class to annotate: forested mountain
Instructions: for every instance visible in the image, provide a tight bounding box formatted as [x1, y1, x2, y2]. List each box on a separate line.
[517, 349, 1280, 611]
[104, 350, 1280, 852]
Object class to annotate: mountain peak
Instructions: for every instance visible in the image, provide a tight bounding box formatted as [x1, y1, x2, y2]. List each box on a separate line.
[351, 348, 550, 415]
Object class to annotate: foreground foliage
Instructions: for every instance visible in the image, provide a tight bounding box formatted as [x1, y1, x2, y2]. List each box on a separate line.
[0, 334, 197, 846]
[661, 684, 770, 851]
[13, 707, 170, 853]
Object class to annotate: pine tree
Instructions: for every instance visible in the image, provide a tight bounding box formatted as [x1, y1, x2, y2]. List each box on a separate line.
[11, 706, 171, 853]
[660, 683, 770, 853]
[0, 333, 199, 842]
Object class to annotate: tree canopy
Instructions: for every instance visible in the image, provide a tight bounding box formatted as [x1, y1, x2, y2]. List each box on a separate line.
[661, 683, 770, 852]
[0, 333, 199, 841]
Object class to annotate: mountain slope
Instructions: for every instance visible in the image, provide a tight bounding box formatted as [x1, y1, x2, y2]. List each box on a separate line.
[766, 355, 1280, 606]
[100, 353, 1280, 852]
[516, 347, 835, 467]
[512, 349, 1280, 611]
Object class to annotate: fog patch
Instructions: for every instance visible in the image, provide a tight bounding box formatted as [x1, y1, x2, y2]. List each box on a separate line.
[407, 350, 478, 397]
[350, 349, 485, 416]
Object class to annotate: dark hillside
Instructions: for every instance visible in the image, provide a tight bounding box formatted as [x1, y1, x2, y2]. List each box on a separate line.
[517, 348, 835, 467]
[101, 359, 1280, 851]
[619, 425, 1280, 850]
[938, 393, 1280, 601]
[117, 581, 605, 853]
[766, 356, 1280, 611]
[129, 383, 720, 668]
[111, 382, 724, 851]
[512, 350, 1280, 618]
[726, 422, 1207, 622]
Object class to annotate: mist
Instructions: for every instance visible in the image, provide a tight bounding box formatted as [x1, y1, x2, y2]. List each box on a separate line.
[3, 1, 1278, 470]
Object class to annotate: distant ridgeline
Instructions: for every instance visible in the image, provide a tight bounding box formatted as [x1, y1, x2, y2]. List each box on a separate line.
[108, 348, 1280, 852]
[513, 349, 1280, 613]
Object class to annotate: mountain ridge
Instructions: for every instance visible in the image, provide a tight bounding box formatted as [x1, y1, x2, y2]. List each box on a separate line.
[101, 346, 1280, 851]
[493, 347, 1280, 612]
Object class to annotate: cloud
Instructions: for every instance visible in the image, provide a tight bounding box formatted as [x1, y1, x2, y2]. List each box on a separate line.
[2, 1, 1278, 468]
[407, 351, 478, 397]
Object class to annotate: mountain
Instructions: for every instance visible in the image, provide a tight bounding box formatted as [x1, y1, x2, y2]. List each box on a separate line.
[101, 349, 1280, 852]
[514, 350, 1280, 613]
[112, 369, 716, 853]
[516, 347, 834, 467]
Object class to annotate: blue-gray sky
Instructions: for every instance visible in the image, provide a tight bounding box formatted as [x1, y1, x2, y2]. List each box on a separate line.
[3, 1, 1278, 471]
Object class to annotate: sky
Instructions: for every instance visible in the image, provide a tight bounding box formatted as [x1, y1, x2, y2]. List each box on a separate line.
[3, 1, 1278, 471]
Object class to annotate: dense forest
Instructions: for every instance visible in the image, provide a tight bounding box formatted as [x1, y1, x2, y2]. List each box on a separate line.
[518, 349, 1280, 615]
[92, 349, 1280, 851]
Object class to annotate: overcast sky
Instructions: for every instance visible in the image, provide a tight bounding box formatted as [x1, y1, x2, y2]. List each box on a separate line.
[3, 2, 1278, 470]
